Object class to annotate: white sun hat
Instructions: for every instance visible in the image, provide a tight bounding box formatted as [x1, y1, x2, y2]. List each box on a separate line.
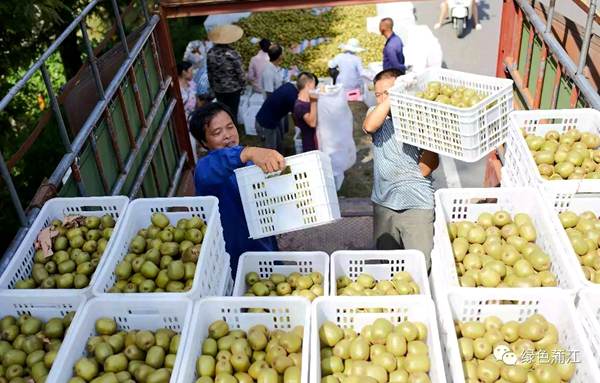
[338, 38, 365, 53]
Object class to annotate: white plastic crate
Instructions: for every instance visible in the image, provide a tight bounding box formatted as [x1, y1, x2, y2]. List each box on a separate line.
[388, 68, 513, 162]
[47, 296, 193, 383]
[439, 289, 600, 383]
[0, 292, 86, 379]
[232, 251, 329, 297]
[0, 196, 129, 297]
[310, 295, 447, 383]
[577, 289, 600, 371]
[547, 194, 600, 290]
[234, 150, 341, 239]
[92, 197, 227, 299]
[177, 297, 310, 383]
[433, 187, 581, 292]
[502, 108, 600, 209]
[330, 250, 431, 296]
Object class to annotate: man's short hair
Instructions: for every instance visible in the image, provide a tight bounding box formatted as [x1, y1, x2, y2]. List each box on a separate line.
[268, 44, 283, 62]
[380, 17, 394, 29]
[373, 68, 405, 85]
[259, 38, 271, 53]
[297, 72, 318, 91]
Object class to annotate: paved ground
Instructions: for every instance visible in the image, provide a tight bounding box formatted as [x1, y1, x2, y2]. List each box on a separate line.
[413, 0, 503, 189]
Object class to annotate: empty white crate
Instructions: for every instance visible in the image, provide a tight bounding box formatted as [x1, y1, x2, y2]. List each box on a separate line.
[311, 295, 446, 383]
[577, 289, 600, 371]
[389, 68, 513, 162]
[47, 296, 193, 383]
[177, 297, 310, 382]
[433, 187, 581, 291]
[503, 108, 600, 209]
[439, 289, 600, 383]
[0, 196, 129, 297]
[330, 250, 431, 296]
[92, 197, 228, 299]
[235, 150, 340, 239]
[233, 251, 329, 296]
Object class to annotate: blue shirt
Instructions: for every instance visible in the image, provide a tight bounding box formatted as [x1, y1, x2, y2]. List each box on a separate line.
[383, 33, 406, 72]
[194, 146, 278, 276]
[255, 83, 298, 130]
[370, 113, 434, 210]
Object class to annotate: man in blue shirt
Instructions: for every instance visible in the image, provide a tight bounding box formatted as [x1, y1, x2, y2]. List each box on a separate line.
[190, 102, 285, 277]
[380, 18, 406, 72]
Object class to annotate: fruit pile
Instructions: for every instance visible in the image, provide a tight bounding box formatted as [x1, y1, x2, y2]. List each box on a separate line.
[336, 272, 420, 296]
[108, 213, 205, 293]
[16, 215, 116, 289]
[449, 211, 559, 288]
[194, 320, 303, 383]
[522, 128, 600, 180]
[242, 271, 324, 302]
[232, 6, 384, 77]
[0, 311, 75, 382]
[455, 314, 575, 382]
[416, 82, 488, 108]
[71, 318, 180, 383]
[319, 319, 432, 383]
[558, 210, 600, 283]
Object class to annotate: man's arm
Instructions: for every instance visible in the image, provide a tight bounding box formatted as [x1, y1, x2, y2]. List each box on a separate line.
[363, 99, 390, 134]
[419, 150, 439, 177]
[232, 52, 245, 89]
[302, 100, 318, 128]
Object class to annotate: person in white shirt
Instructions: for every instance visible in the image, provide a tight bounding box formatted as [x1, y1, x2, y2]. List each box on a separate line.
[328, 38, 366, 92]
[260, 44, 284, 97]
[247, 38, 271, 93]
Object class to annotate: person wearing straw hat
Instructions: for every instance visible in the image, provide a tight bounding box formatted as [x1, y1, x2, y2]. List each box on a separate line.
[207, 24, 246, 123]
[327, 38, 367, 92]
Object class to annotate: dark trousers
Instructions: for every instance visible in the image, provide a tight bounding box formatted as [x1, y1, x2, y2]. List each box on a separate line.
[215, 90, 242, 124]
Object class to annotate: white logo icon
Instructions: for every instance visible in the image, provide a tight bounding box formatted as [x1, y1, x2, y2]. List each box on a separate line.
[493, 344, 517, 365]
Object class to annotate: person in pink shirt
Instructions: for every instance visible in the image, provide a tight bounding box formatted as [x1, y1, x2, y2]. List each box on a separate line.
[247, 39, 271, 92]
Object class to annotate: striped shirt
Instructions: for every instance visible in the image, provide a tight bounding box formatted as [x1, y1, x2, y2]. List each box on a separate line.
[370, 111, 434, 210]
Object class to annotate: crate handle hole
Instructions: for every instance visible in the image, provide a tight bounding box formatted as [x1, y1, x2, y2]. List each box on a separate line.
[165, 206, 191, 212]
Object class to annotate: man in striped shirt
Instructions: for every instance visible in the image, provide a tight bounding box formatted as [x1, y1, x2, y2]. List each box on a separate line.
[363, 68, 439, 272]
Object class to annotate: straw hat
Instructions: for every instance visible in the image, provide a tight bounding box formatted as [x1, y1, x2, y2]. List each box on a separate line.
[339, 38, 365, 53]
[208, 24, 244, 44]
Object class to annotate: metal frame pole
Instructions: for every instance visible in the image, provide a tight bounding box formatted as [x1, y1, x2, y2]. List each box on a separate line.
[577, 0, 596, 75]
[545, 0, 556, 33]
[40, 64, 72, 150]
[0, 152, 27, 225]
[111, 0, 130, 57]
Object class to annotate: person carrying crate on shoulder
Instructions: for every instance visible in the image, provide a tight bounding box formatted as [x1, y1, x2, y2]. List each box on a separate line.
[189, 102, 285, 276]
[363, 68, 439, 273]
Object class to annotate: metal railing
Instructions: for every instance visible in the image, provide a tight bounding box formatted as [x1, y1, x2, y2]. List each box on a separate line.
[0, 0, 192, 270]
[501, 0, 600, 110]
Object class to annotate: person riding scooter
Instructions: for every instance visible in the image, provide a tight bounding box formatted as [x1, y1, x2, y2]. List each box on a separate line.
[434, 0, 481, 31]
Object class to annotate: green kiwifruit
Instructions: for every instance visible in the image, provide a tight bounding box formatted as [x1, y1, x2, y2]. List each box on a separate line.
[95, 318, 117, 336]
[135, 331, 155, 351]
[145, 346, 165, 369]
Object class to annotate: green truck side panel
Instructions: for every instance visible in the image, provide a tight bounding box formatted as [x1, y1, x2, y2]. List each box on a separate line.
[58, 41, 181, 200]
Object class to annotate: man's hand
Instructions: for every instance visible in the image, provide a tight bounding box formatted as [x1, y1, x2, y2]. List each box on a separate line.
[241, 147, 286, 173]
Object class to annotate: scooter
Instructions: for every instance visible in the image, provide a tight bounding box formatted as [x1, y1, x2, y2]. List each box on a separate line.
[448, 0, 471, 38]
